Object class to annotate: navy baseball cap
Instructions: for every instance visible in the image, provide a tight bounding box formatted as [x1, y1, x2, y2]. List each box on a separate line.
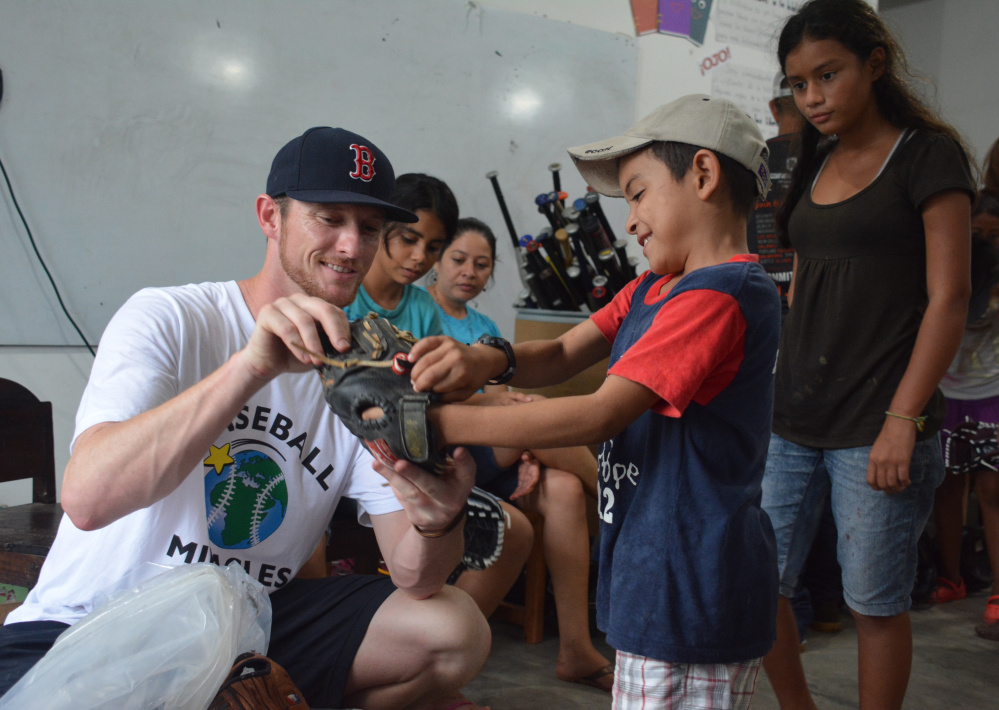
[266, 127, 419, 223]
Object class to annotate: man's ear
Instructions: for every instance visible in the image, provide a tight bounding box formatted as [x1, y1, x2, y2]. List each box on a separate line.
[691, 149, 722, 201]
[256, 194, 282, 242]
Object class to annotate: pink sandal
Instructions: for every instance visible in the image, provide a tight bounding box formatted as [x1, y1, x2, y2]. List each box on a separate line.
[974, 595, 999, 641]
[930, 576, 967, 604]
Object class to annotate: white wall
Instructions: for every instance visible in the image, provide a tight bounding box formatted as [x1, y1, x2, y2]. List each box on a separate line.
[1, 0, 642, 506]
[884, 0, 999, 167]
[0, 0, 803, 504]
[32, 1, 998, 512]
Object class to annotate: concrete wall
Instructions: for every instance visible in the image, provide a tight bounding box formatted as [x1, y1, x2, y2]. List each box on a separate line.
[883, 0, 998, 167]
[2, 0, 760, 504]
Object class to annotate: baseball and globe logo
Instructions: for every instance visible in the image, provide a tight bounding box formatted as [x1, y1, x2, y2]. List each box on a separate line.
[203, 441, 289, 549]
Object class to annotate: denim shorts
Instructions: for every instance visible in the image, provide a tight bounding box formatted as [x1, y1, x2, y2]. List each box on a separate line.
[761, 433, 945, 616]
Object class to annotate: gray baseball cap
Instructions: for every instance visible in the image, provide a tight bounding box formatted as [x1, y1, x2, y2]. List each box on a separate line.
[567, 94, 771, 198]
[773, 72, 793, 99]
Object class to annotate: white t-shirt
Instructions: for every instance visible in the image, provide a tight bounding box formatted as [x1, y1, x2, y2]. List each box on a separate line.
[8, 281, 400, 626]
[939, 308, 999, 401]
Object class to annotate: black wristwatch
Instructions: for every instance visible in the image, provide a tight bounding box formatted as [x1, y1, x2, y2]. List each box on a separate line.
[474, 335, 517, 385]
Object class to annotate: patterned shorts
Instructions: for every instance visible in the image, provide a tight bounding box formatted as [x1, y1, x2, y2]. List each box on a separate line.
[613, 651, 761, 710]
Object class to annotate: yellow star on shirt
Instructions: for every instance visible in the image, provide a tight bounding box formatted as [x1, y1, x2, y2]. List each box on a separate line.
[204, 444, 235, 474]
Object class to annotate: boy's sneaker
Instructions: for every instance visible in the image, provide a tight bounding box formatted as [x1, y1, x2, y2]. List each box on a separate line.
[975, 596, 999, 641]
[809, 599, 843, 633]
[930, 576, 967, 604]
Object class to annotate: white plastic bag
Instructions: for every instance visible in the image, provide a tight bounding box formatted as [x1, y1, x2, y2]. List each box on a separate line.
[0, 562, 271, 710]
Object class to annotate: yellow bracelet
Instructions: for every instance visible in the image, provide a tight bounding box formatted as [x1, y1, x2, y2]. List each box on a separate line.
[885, 411, 928, 432]
[413, 509, 466, 539]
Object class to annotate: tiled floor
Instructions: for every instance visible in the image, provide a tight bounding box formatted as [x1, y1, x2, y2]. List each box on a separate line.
[463, 591, 999, 708]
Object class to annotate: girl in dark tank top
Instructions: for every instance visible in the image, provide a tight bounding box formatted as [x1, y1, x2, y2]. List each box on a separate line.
[761, 1, 976, 709]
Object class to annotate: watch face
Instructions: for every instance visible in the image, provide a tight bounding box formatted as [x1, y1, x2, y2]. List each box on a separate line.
[476, 336, 515, 384]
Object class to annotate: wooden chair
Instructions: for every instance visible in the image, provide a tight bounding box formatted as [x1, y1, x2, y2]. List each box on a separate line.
[0, 379, 63, 591]
[493, 510, 547, 643]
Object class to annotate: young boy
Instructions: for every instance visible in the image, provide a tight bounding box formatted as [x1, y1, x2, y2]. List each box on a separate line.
[410, 94, 781, 708]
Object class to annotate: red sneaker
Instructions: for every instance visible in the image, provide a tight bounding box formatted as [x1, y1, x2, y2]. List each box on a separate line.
[930, 577, 967, 604]
[975, 596, 999, 641]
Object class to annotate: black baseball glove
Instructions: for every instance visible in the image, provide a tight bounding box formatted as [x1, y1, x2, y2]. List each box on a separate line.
[313, 313, 505, 573]
[316, 313, 448, 474]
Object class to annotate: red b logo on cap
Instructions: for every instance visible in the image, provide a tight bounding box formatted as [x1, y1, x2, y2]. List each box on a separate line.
[349, 144, 376, 182]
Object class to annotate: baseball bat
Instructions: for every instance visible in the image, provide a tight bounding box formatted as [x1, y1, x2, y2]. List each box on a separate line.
[588, 275, 611, 310]
[486, 171, 521, 252]
[549, 162, 562, 198]
[585, 190, 618, 244]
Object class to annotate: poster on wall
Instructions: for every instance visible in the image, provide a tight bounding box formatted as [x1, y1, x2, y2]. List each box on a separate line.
[710, 63, 776, 135]
[714, 0, 806, 54]
[630, 0, 659, 34]
[630, 0, 715, 46]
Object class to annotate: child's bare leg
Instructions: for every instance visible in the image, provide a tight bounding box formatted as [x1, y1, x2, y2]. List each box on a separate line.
[486, 393, 600, 500]
[762, 595, 817, 709]
[976, 471, 999, 597]
[531, 447, 599, 500]
[491, 447, 525, 470]
[454, 501, 534, 617]
[933, 472, 967, 584]
[853, 610, 911, 710]
[519, 468, 612, 688]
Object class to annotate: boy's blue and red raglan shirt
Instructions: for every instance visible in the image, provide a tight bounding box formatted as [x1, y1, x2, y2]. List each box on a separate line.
[590, 255, 780, 663]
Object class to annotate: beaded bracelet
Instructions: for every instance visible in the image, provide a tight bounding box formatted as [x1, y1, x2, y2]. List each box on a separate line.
[885, 411, 928, 432]
[413, 509, 466, 539]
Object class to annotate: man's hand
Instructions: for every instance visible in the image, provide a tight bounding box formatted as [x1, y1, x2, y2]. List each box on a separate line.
[242, 293, 353, 381]
[408, 336, 505, 401]
[62, 291, 355, 531]
[374, 446, 477, 533]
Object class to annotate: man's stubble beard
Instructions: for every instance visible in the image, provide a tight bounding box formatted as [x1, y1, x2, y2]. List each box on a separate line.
[277, 230, 363, 309]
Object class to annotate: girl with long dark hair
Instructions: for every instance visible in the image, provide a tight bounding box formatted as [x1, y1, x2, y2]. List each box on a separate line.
[761, 1, 975, 708]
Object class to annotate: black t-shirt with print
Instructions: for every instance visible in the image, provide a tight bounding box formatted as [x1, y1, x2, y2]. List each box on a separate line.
[748, 132, 799, 298]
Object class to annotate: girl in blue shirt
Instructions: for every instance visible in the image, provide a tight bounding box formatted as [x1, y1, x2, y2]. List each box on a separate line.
[344, 172, 450, 336]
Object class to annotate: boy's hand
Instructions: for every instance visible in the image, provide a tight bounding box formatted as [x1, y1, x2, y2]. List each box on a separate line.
[408, 336, 506, 401]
